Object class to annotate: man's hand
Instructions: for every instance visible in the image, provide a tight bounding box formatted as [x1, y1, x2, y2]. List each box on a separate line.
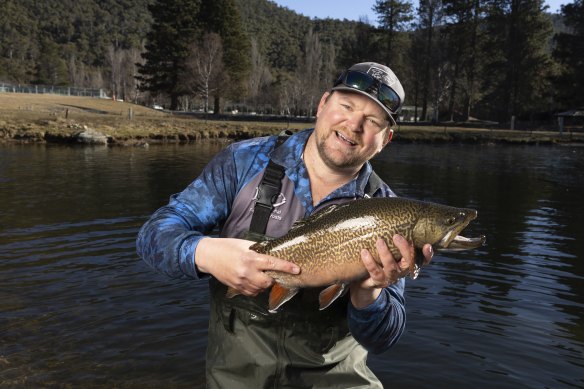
[350, 234, 433, 309]
[195, 237, 300, 296]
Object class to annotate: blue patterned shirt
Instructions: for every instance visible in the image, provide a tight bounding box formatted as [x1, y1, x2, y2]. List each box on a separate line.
[137, 128, 406, 353]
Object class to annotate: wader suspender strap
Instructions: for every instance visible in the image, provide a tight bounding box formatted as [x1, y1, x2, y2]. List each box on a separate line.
[363, 170, 382, 197]
[248, 130, 383, 235]
[248, 131, 291, 235]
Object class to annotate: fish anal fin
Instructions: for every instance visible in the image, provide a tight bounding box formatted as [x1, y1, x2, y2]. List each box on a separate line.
[318, 283, 348, 310]
[268, 283, 299, 313]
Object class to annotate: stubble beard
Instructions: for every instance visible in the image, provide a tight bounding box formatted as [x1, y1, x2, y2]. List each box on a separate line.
[315, 126, 365, 171]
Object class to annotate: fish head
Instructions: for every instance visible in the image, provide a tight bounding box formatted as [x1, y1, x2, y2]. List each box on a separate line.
[412, 204, 485, 251]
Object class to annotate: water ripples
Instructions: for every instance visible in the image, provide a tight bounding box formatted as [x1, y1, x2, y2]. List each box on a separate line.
[2, 143, 583, 387]
[0, 216, 209, 386]
[368, 193, 584, 387]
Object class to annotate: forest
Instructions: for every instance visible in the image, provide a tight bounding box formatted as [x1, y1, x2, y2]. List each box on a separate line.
[1, 0, 583, 124]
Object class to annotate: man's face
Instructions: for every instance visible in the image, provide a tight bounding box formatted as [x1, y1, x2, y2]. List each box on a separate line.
[312, 90, 391, 171]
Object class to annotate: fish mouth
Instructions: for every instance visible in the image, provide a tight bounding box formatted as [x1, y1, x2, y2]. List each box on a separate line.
[439, 234, 486, 251]
[414, 232, 484, 279]
[436, 209, 485, 251]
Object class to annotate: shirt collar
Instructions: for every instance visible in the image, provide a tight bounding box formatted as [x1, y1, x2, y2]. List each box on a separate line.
[270, 128, 311, 169]
[270, 128, 374, 202]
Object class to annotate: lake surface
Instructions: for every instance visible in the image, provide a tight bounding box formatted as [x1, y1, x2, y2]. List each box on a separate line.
[1, 140, 583, 388]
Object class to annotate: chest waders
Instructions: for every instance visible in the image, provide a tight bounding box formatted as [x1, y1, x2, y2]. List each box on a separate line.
[206, 132, 384, 388]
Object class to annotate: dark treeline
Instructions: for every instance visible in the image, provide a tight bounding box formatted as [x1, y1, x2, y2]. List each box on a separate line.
[1, 0, 583, 123]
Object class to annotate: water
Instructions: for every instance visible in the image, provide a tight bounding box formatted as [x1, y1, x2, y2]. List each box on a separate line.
[1, 141, 583, 388]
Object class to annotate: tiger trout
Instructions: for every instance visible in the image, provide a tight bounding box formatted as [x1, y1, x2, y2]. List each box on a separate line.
[227, 197, 485, 312]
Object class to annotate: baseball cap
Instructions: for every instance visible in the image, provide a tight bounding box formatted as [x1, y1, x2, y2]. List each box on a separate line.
[331, 62, 405, 126]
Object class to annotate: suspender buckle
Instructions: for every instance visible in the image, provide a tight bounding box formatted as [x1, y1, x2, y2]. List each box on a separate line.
[255, 182, 281, 208]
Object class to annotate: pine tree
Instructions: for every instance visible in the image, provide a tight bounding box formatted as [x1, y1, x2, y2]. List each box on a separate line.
[373, 0, 414, 69]
[442, 0, 484, 121]
[416, 0, 445, 122]
[480, 0, 553, 122]
[0, 0, 36, 83]
[553, 0, 584, 109]
[137, 0, 201, 110]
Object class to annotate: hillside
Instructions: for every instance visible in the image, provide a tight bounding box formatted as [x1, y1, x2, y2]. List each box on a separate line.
[1, 0, 579, 124]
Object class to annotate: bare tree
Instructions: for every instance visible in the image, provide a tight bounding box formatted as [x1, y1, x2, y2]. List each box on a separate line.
[184, 33, 228, 113]
[122, 46, 144, 103]
[106, 44, 123, 99]
[297, 28, 323, 116]
[248, 38, 273, 111]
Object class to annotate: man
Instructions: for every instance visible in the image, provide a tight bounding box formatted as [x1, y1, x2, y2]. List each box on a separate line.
[137, 62, 433, 388]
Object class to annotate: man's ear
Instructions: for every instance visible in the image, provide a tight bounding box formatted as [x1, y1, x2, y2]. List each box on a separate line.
[378, 129, 393, 153]
[383, 129, 394, 146]
[316, 91, 331, 118]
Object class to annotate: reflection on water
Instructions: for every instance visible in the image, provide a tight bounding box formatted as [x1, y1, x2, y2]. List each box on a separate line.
[370, 143, 584, 388]
[1, 141, 583, 387]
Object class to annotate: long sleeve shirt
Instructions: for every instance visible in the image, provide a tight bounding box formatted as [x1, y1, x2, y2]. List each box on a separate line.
[136, 128, 406, 354]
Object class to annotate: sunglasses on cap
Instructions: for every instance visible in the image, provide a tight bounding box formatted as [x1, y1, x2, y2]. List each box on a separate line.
[333, 70, 402, 114]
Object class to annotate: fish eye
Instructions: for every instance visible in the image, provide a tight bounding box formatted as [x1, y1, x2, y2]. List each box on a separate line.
[446, 217, 456, 225]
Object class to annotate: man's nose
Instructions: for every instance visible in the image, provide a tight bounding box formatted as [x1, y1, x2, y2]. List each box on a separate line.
[345, 112, 365, 132]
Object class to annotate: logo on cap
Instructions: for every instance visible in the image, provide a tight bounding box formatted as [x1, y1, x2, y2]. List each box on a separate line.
[367, 66, 397, 87]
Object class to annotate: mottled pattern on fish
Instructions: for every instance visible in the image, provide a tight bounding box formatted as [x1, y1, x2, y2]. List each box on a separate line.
[251, 197, 480, 289]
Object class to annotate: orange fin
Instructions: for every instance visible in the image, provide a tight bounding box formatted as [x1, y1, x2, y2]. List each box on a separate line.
[318, 283, 348, 310]
[225, 287, 241, 299]
[268, 283, 299, 313]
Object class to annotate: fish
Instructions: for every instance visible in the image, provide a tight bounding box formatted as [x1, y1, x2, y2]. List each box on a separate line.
[227, 197, 485, 312]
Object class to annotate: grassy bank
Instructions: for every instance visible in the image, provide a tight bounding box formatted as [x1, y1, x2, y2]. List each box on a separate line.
[0, 93, 305, 144]
[1, 93, 581, 145]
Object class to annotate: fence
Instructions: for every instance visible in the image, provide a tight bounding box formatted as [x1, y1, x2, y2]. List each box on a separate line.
[0, 83, 108, 98]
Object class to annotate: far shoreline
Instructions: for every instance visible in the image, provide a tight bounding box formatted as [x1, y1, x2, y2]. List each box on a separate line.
[1, 93, 582, 146]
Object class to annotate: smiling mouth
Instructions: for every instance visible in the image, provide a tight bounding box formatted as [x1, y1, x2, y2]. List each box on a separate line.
[336, 131, 357, 146]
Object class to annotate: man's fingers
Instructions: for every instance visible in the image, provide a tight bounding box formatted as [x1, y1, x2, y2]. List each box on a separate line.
[360, 248, 380, 273]
[375, 238, 395, 267]
[392, 234, 419, 277]
[256, 254, 300, 275]
[361, 244, 396, 288]
[392, 234, 414, 260]
[422, 244, 434, 265]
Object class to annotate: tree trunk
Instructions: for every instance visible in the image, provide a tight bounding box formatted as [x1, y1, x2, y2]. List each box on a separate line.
[170, 94, 179, 111]
[213, 96, 221, 114]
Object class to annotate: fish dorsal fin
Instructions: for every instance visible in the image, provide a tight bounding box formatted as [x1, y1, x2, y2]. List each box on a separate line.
[289, 203, 346, 231]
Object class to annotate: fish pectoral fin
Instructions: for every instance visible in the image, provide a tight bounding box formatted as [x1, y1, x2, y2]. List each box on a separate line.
[226, 287, 241, 298]
[409, 250, 426, 280]
[268, 283, 299, 313]
[318, 283, 348, 310]
[409, 262, 421, 280]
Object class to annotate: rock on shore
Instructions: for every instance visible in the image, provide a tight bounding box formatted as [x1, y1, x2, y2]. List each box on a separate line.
[73, 126, 109, 145]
